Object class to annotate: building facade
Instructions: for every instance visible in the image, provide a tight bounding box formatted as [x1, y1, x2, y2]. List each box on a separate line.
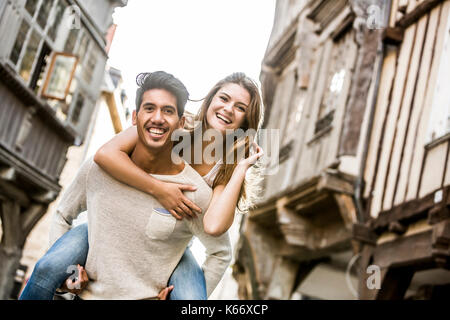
[234, 0, 450, 300]
[0, 0, 127, 299]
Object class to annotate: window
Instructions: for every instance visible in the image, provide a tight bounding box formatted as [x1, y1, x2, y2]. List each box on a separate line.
[25, 0, 39, 17]
[48, 1, 69, 41]
[315, 31, 353, 134]
[18, 29, 40, 83]
[9, 20, 30, 65]
[426, 21, 450, 143]
[64, 28, 79, 53]
[284, 92, 306, 145]
[36, 0, 55, 30]
[42, 52, 78, 100]
[82, 47, 98, 84]
[71, 93, 85, 124]
[7, 0, 100, 127]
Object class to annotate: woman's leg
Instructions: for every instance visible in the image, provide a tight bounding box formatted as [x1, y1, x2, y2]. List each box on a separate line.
[19, 223, 89, 300]
[168, 247, 207, 300]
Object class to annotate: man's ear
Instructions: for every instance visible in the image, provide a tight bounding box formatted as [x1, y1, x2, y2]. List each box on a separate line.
[132, 110, 137, 126]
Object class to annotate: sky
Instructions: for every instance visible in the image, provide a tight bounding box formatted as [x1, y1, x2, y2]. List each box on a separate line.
[107, 0, 277, 114]
[105, 1, 276, 278]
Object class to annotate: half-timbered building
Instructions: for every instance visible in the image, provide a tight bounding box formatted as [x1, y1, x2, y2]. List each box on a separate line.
[0, 0, 127, 299]
[234, 0, 450, 300]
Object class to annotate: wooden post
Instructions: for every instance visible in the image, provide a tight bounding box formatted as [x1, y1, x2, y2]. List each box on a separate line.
[0, 198, 46, 299]
[0, 199, 22, 299]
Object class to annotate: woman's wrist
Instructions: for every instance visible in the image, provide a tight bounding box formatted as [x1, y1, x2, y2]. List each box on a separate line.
[234, 163, 249, 177]
[146, 178, 163, 196]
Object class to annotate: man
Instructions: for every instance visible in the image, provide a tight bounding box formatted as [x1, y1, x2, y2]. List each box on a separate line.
[49, 71, 231, 299]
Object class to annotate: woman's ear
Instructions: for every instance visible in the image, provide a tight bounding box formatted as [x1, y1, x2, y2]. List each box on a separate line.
[178, 116, 185, 129]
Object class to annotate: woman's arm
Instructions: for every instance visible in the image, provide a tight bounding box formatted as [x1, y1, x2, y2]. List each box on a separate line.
[203, 143, 263, 236]
[94, 126, 201, 219]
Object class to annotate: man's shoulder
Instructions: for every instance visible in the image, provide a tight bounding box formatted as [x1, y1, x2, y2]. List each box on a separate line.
[78, 157, 111, 183]
[182, 163, 212, 193]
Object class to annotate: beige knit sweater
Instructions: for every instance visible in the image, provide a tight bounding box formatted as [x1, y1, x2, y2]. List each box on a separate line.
[49, 158, 231, 300]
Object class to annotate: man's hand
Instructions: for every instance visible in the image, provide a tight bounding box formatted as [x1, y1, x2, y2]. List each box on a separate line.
[154, 181, 202, 220]
[60, 264, 89, 295]
[157, 285, 174, 300]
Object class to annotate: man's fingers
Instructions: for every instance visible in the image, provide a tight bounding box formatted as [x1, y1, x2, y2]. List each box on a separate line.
[178, 184, 197, 192]
[158, 286, 174, 300]
[170, 209, 182, 220]
[158, 288, 169, 300]
[179, 203, 194, 218]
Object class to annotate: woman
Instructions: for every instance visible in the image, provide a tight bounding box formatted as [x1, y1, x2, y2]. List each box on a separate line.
[20, 72, 263, 300]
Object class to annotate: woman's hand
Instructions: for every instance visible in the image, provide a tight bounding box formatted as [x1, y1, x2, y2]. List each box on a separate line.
[60, 264, 89, 295]
[153, 181, 202, 220]
[238, 142, 264, 169]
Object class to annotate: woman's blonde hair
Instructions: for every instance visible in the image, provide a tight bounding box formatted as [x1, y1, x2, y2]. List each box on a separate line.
[190, 72, 264, 212]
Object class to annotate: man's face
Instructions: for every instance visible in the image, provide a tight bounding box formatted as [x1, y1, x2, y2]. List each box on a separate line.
[133, 88, 185, 151]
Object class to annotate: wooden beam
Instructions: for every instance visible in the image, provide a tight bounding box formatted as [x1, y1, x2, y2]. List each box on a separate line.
[372, 230, 434, 269]
[397, 0, 444, 29]
[0, 180, 30, 207]
[0, 200, 21, 249]
[382, 27, 405, 45]
[0, 167, 16, 181]
[31, 190, 58, 204]
[373, 186, 450, 233]
[20, 204, 47, 246]
[334, 193, 357, 230]
[353, 223, 378, 245]
[431, 220, 450, 267]
[376, 266, 415, 300]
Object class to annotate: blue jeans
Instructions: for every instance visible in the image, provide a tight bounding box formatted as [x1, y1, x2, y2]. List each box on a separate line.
[19, 223, 206, 300]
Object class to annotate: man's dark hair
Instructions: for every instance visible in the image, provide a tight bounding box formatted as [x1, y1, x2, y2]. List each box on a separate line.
[135, 71, 189, 118]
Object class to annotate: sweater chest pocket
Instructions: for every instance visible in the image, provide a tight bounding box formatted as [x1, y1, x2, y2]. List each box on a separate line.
[146, 208, 176, 240]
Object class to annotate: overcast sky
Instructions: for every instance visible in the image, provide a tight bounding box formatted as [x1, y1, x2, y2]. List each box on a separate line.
[107, 0, 276, 114]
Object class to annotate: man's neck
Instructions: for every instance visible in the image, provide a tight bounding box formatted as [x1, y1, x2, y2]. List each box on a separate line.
[131, 142, 183, 175]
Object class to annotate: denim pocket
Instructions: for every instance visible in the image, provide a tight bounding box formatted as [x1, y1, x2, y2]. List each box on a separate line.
[145, 208, 176, 240]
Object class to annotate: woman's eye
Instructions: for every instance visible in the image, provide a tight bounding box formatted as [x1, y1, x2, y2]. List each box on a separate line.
[237, 106, 246, 112]
[220, 96, 227, 102]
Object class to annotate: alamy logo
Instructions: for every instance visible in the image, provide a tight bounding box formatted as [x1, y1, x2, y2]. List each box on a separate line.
[170, 123, 280, 176]
[345, 254, 381, 298]
[366, 4, 384, 30]
[66, 265, 81, 290]
[65, 5, 81, 30]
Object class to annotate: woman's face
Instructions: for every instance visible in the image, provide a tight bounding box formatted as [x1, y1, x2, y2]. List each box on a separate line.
[206, 83, 251, 134]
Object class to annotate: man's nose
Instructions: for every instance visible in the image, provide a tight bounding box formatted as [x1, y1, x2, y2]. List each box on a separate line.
[151, 109, 165, 123]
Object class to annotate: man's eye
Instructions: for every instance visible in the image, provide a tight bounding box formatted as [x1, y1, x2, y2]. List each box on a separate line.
[164, 109, 174, 114]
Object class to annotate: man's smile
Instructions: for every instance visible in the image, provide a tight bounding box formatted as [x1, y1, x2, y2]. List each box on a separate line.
[146, 126, 169, 138]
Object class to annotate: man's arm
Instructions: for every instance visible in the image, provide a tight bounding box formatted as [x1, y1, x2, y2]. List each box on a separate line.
[188, 220, 232, 297]
[49, 159, 91, 247]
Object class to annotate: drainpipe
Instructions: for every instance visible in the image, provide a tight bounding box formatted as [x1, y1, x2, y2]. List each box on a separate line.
[354, 0, 392, 224]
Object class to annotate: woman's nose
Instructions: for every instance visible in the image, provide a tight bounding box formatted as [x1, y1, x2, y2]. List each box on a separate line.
[223, 102, 233, 114]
